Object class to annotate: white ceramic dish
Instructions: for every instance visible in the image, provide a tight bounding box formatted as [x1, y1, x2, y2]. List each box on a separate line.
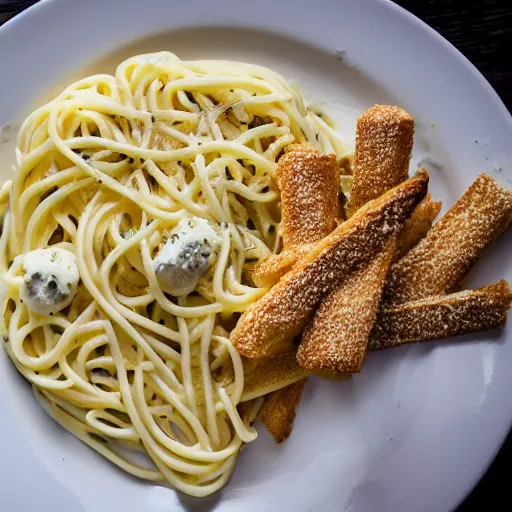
[0, 0, 511, 511]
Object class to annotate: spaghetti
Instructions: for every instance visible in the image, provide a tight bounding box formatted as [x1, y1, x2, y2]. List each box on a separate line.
[0, 52, 344, 496]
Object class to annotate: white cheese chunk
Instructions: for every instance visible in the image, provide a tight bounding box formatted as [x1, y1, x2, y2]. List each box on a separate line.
[154, 217, 221, 297]
[21, 248, 80, 315]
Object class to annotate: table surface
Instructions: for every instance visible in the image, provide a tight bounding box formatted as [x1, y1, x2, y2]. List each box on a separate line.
[1, 0, 511, 511]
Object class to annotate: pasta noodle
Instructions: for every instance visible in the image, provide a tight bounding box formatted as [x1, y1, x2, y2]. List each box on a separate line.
[0, 52, 344, 497]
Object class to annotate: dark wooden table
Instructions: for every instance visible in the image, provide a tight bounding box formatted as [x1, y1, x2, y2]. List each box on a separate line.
[1, 0, 511, 510]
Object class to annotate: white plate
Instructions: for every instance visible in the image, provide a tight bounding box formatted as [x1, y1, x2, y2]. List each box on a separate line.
[0, 0, 511, 511]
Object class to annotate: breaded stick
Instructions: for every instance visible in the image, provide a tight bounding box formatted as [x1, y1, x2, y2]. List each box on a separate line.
[384, 174, 512, 305]
[277, 147, 339, 247]
[258, 379, 308, 443]
[231, 170, 428, 358]
[251, 147, 339, 288]
[342, 104, 433, 256]
[395, 193, 442, 261]
[347, 105, 414, 216]
[370, 280, 512, 350]
[240, 351, 309, 402]
[297, 238, 396, 373]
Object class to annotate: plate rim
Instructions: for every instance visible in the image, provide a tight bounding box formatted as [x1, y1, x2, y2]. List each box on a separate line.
[0, 1, 511, 511]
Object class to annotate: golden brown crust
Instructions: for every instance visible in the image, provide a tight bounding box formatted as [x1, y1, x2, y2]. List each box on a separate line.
[278, 147, 339, 247]
[240, 351, 310, 402]
[258, 379, 308, 443]
[231, 170, 429, 358]
[250, 147, 339, 288]
[395, 193, 442, 261]
[347, 105, 414, 216]
[384, 174, 512, 305]
[369, 280, 512, 349]
[251, 245, 310, 289]
[297, 238, 396, 373]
